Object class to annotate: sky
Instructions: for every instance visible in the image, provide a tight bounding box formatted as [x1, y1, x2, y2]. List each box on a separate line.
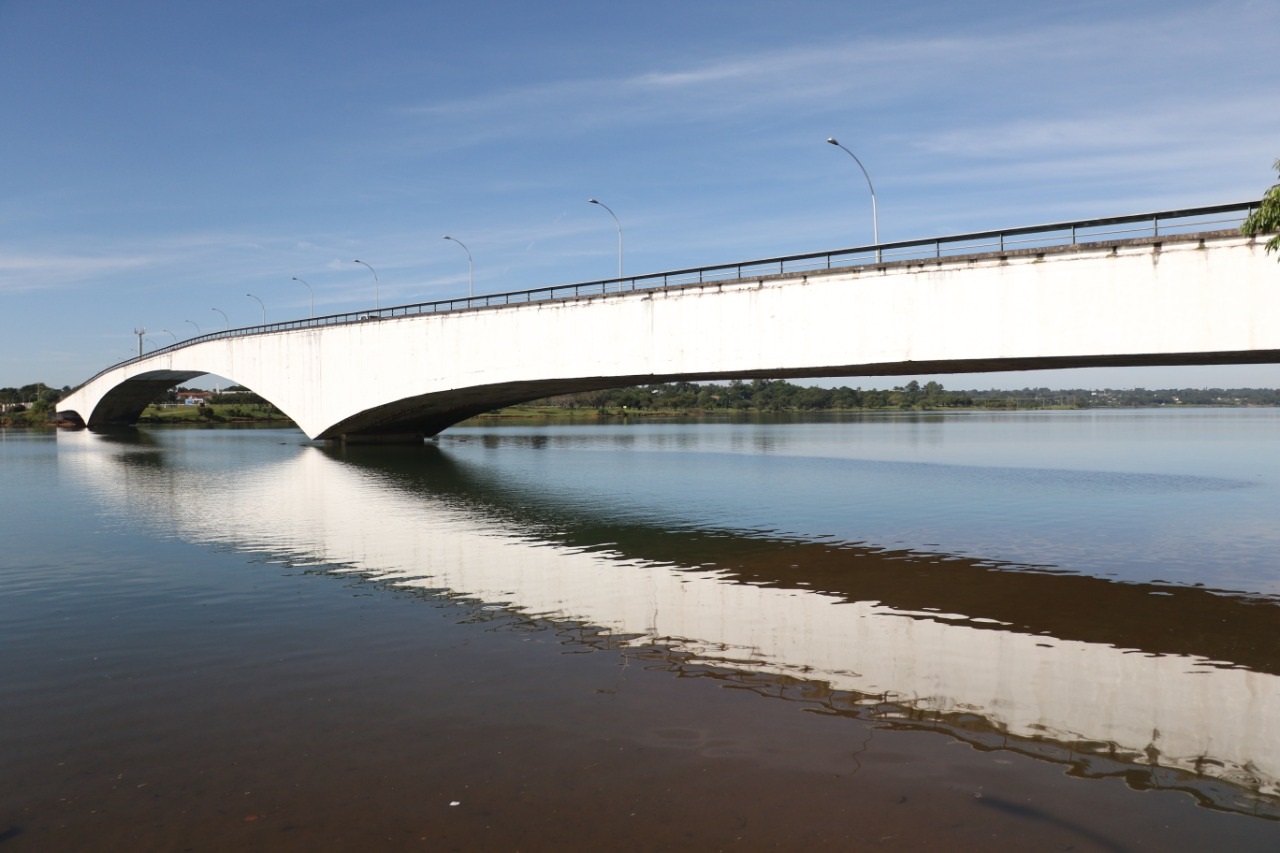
[2, 0, 1278, 392]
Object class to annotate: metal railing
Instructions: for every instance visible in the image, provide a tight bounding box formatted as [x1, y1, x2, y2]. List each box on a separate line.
[76, 200, 1260, 390]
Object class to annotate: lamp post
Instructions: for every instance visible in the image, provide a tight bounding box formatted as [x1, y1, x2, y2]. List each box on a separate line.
[133, 327, 146, 357]
[587, 198, 623, 286]
[353, 259, 379, 311]
[292, 277, 314, 318]
[246, 293, 266, 325]
[161, 329, 178, 344]
[442, 235, 474, 299]
[212, 308, 229, 330]
[826, 137, 880, 260]
[185, 319, 201, 336]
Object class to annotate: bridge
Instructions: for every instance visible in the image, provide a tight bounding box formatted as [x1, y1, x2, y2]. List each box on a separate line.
[57, 202, 1277, 442]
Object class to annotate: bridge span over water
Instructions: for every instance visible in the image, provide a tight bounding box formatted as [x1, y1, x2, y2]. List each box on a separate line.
[58, 202, 1277, 442]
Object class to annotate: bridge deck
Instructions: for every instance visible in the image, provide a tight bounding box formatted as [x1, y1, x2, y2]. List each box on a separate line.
[57, 202, 1276, 441]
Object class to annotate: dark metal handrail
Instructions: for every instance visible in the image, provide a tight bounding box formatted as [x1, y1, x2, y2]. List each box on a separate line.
[72, 200, 1260, 392]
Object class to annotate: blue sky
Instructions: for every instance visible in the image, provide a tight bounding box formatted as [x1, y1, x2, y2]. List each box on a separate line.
[2, 0, 1278, 391]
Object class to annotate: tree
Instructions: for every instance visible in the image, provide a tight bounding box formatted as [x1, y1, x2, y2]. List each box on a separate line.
[1241, 158, 1280, 257]
[794, 386, 833, 410]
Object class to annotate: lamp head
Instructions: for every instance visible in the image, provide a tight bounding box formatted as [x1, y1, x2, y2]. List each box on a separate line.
[826, 137, 839, 146]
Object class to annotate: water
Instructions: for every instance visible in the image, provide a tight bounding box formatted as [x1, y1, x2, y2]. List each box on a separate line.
[2, 411, 1279, 850]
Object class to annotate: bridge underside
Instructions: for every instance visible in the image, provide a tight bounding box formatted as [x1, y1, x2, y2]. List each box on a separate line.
[319, 348, 1280, 442]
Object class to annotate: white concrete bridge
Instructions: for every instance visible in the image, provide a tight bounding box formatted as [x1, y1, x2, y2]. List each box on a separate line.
[57, 202, 1278, 442]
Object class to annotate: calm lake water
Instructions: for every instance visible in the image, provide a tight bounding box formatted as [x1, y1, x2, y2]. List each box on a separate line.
[3, 410, 1280, 851]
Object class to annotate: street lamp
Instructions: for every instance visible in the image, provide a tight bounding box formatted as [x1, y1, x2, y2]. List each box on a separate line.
[212, 308, 229, 330]
[292, 277, 314, 318]
[185, 319, 201, 336]
[442, 235, 474, 299]
[133, 327, 146, 357]
[246, 293, 266, 325]
[588, 198, 623, 286]
[826, 137, 880, 259]
[353, 259, 379, 310]
[161, 329, 178, 344]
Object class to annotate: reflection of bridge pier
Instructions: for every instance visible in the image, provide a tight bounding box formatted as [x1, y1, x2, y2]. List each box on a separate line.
[58, 204, 1279, 441]
[58, 430, 1280, 817]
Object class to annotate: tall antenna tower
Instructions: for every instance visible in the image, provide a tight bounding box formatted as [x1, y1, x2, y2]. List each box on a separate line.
[134, 327, 146, 357]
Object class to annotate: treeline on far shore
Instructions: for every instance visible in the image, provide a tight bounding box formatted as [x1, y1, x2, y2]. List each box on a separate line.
[5, 380, 1280, 429]
[526, 380, 1280, 412]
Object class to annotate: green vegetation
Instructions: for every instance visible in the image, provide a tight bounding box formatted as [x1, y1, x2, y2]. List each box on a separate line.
[0, 383, 68, 428]
[473, 379, 1280, 419]
[134, 385, 292, 424]
[523, 379, 968, 414]
[135, 403, 293, 425]
[1241, 158, 1280, 257]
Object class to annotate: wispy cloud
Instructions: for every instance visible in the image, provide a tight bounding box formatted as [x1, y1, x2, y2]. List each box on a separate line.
[397, 36, 967, 144]
[397, 3, 1276, 158]
[0, 251, 156, 294]
[0, 231, 326, 296]
[909, 92, 1280, 161]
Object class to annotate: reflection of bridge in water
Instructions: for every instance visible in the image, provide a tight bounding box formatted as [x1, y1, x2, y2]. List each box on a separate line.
[58, 202, 1278, 442]
[59, 429, 1280, 819]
